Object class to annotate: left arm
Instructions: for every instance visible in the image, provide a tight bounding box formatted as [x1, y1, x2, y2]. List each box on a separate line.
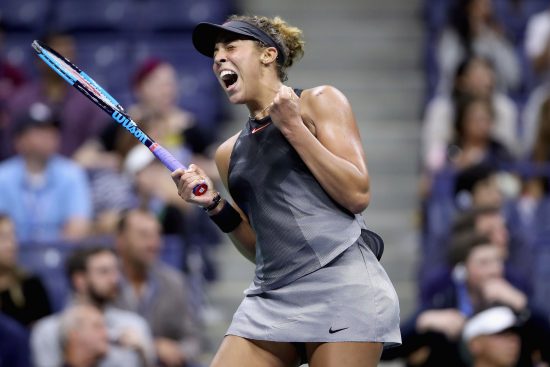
[269, 85, 370, 213]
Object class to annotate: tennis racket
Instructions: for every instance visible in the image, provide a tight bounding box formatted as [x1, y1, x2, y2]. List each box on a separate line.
[31, 40, 208, 196]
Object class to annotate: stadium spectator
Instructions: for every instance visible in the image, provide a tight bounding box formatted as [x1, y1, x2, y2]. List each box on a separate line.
[114, 208, 202, 367]
[422, 56, 518, 172]
[31, 246, 155, 367]
[59, 304, 109, 367]
[0, 213, 52, 327]
[436, 0, 520, 94]
[7, 32, 108, 157]
[0, 102, 92, 242]
[453, 163, 505, 210]
[383, 232, 529, 366]
[124, 145, 188, 236]
[446, 95, 514, 172]
[128, 58, 218, 179]
[462, 306, 522, 367]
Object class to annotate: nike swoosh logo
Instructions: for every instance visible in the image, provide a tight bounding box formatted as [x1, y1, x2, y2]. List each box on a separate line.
[329, 327, 349, 334]
[251, 122, 272, 134]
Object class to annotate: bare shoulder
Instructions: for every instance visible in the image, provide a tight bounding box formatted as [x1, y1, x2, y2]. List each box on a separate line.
[300, 85, 353, 129]
[301, 85, 349, 105]
[301, 85, 351, 115]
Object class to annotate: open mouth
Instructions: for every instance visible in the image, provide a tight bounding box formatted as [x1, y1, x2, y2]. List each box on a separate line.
[220, 70, 238, 88]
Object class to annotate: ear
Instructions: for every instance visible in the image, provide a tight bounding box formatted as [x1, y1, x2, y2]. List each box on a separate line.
[260, 47, 278, 65]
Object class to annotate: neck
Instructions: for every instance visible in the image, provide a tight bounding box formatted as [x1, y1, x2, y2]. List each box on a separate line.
[137, 194, 151, 209]
[25, 156, 48, 174]
[248, 81, 283, 120]
[461, 138, 488, 149]
[473, 358, 505, 367]
[73, 294, 105, 310]
[64, 347, 98, 367]
[0, 271, 15, 290]
[121, 259, 148, 289]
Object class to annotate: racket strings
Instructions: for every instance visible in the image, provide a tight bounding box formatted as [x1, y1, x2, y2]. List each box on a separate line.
[43, 48, 118, 111]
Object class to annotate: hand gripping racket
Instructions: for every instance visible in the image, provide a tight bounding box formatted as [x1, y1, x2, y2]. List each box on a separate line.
[31, 40, 208, 196]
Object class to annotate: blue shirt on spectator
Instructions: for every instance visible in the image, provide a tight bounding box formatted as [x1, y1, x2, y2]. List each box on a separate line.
[0, 155, 92, 242]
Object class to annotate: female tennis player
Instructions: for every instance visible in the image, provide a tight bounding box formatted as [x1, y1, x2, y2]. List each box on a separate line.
[172, 15, 401, 367]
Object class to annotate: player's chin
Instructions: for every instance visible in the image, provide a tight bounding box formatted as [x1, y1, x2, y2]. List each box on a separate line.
[226, 89, 245, 105]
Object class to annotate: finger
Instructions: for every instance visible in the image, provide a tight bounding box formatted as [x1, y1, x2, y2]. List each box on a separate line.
[193, 165, 208, 179]
[187, 164, 199, 174]
[289, 88, 298, 100]
[273, 93, 281, 106]
[171, 168, 184, 182]
[286, 86, 293, 97]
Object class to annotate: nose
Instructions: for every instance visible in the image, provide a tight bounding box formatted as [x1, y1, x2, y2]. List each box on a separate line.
[214, 50, 227, 65]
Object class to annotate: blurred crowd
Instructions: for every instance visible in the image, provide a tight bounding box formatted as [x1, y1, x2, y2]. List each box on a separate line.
[3, 0, 550, 367]
[0, 0, 236, 365]
[383, 0, 550, 366]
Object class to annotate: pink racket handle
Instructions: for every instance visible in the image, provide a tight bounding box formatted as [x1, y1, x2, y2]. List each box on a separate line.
[150, 144, 208, 196]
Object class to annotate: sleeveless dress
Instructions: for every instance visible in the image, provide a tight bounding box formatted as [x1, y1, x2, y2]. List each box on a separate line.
[225, 89, 401, 352]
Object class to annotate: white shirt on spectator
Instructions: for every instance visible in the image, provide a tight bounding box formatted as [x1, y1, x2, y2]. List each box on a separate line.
[525, 9, 550, 60]
[437, 27, 521, 94]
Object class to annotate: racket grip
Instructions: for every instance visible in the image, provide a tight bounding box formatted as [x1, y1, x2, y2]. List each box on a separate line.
[150, 145, 208, 196]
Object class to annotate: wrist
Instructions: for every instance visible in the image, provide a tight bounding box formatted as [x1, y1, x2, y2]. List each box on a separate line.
[207, 198, 225, 216]
[202, 192, 222, 212]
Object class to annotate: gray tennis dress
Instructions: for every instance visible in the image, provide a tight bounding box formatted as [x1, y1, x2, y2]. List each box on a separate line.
[226, 89, 401, 350]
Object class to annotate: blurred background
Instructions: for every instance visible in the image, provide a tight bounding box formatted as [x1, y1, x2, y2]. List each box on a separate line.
[1, 0, 550, 366]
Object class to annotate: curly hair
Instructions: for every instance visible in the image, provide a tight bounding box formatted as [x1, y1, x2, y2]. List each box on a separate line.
[227, 15, 305, 81]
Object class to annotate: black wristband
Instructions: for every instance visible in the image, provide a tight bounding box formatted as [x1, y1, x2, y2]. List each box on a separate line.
[209, 201, 243, 233]
[203, 192, 222, 212]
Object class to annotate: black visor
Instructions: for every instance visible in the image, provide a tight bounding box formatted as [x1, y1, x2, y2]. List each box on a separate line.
[192, 20, 286, 65]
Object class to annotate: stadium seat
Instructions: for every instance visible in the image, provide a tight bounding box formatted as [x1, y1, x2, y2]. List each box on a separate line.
[2, 32, 40, 76]
[73, 34, 133, 105]
[0, 0, 52, 32]
[52, 0, 135, 33]
[138, 0, 231, 32]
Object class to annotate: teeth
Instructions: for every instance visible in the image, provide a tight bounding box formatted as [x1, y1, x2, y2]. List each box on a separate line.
[220, 70, 236, 78]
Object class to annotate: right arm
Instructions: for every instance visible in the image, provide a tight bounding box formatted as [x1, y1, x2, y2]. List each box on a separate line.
[171, 133, 256, 263]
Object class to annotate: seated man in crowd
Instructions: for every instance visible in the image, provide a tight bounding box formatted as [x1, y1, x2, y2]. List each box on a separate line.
[31, 246, 155, 367]
[115, 208, 202, 367]
[383, 231, 550, 366]
[462, 306, 522, 367]
[59, 304, 109, 367]
[0, 102, 92, 243]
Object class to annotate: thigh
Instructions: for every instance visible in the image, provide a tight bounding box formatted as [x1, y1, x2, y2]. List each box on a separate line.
[306, 342, 383, 367]
[210, 335, 301, 367]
